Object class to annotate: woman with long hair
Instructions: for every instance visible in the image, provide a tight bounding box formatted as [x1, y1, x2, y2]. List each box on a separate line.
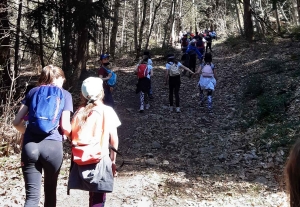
[13, 65, 73, 206]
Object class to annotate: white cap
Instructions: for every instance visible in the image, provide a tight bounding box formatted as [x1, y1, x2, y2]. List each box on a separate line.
[81, 77, 103, 102]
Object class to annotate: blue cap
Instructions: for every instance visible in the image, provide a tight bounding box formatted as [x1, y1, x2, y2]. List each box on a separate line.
[100, 54, 110, 60]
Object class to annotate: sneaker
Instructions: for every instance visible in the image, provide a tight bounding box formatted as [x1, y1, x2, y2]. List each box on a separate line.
[145, 104, 150, 110]
[149, 94, 154, 99]
[169, 106, 173, 112]
[139, 105, 144, 113]
[176, 107, 181, 113]
[200, 101, 204, 107]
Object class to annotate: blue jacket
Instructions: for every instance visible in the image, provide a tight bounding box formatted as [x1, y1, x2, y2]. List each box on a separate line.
[186, 44, 203, 59]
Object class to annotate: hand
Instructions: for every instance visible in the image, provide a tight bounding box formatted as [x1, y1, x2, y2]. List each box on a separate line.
[110, 87, 114, 92]
[112, 163, 117, 177]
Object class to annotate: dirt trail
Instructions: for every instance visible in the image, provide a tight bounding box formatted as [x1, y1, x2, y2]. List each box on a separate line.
[0, 41, 290, 207]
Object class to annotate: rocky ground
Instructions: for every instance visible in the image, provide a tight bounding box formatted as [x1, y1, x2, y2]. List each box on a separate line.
[2, 37, 300, 206]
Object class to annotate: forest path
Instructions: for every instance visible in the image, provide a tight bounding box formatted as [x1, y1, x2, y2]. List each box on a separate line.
[0, 41, 290, 207]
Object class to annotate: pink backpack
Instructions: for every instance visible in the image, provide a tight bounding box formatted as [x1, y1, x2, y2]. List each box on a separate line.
[201, 64, 214, 77]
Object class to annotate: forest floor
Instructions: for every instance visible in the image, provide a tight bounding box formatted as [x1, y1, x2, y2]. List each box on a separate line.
[2, 37, 300, 206]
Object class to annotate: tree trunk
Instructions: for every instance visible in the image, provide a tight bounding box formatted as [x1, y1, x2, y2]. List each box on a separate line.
[37, 0, 45, 68]
[61, 1, 72, 86]
[243, 0, 253, 41]
[291, 0, 299, 25]
[109, 0, 121, 60]
[170, 0, 177, 46]
[133, 0, 138, 53]
[71, 28, 88, 85]
[14, 0, 23, 78]
[297, 0, 300, 24]
[274, 3, 281, 33]
[162, 0, 174, 48]
[0, 0, 10, 114]
[235, 0, 243, 35]
[136, 0, 147, 59]
[121, 0, 127, 49]
[101, 16, 106, 53]
[145, 0, 163, 50]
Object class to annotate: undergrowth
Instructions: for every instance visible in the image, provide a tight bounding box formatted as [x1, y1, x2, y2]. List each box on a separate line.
[239, 44, 300, 151]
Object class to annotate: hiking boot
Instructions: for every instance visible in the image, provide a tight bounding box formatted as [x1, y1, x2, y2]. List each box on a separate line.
[145, 104, 150, 110]
[149, 94, 154, 99]
[176, 107, 181, 113]
[169, 106, 173, 112]
[139, 105, 144, 113]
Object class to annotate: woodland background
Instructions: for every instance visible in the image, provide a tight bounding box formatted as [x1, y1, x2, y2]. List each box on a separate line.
[1, 1, 300, 206]
[0, 0, 300, 150]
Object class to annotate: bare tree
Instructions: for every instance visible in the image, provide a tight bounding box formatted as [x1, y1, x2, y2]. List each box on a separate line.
[136, 0, 148, 59]
[0, 0, 11, 112]
[244, 0, 253, 41]
[110, 0, 121, 59]
[145, 0, 163, 50]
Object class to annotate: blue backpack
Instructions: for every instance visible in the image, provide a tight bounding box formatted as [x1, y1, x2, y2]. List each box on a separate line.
[104, 67, 117, 87]
[28, 85, 65, 135]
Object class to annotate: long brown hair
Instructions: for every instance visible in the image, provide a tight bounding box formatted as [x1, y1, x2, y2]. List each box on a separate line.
[38, 65, 65, 85]
[285, 139, 300, 207]
[75, 90, 104, 127]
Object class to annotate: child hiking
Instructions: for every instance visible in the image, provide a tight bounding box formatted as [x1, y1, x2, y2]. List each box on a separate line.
[165, 54, 194, 113]
[143, 51, 154, 99]
[183, 39, 203, 78]
[135, 56, 153, 112]
[99, 54, 115, 108]
[68, 77, 121, 207]
[194, 53, 217, 113]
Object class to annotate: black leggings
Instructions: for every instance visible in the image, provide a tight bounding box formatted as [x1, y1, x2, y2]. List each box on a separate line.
[189, 54, 197, 73]
[21, 139, 63, 207]
[169, 76, 181, 107]
[206, 42, 212, 52]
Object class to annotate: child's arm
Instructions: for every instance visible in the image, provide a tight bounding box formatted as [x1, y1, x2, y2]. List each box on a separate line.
[180, 65, 195, 74]
[99, 72, 112, 81]
[13, 105, 28, 133]
[150, 68, 153, 76]
[192, 65, 202, 78]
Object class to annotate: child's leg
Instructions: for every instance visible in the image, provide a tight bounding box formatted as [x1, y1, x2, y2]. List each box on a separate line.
[149, 79, 153, 96]
[207, 89, 213, 110]
[199, 87, 204, 106]
[140, 92, 145, 108]
[174, 84, 180, 107]
[169, 84, 174, 107]
[89, 192, 106, 207]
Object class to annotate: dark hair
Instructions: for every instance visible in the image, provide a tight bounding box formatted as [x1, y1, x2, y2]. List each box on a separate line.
[286, 139, 300, 207]
[141, 56, 149, 64]
[38, 65, 65, 86]
[167, 54, 178, 64]
[143, 51, 150, 58]
[204, 53, 212, 63]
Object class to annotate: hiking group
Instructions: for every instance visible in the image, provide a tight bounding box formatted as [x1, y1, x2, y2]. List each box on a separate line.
[11, 27, 219, 206]
[11, 28, 300, 207]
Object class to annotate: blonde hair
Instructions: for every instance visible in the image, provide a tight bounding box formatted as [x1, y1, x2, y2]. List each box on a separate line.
[75, 90, 104, 127]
